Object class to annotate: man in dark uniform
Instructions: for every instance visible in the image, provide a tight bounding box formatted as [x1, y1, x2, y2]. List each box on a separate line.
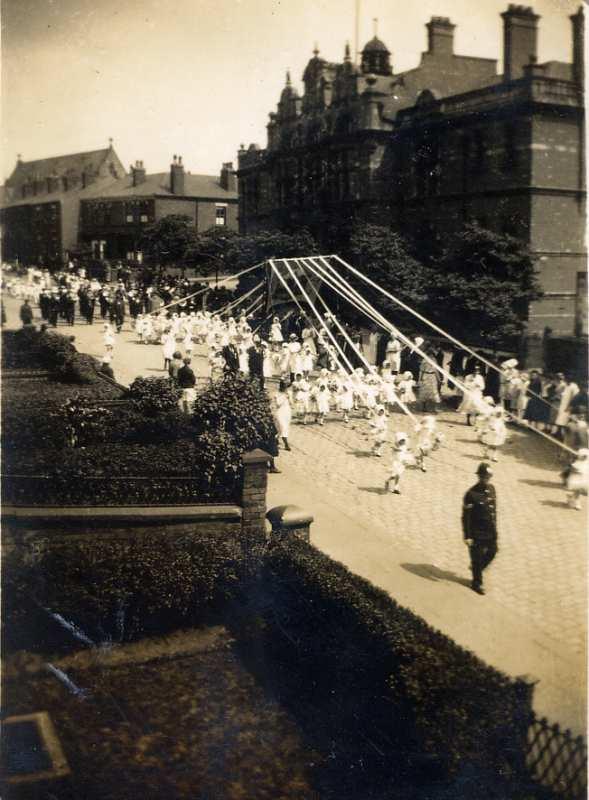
[462, 463, 498, 595]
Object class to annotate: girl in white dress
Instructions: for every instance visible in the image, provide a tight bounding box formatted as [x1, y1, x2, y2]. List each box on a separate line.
[288, 335, 302, 378]
[291, 373, 311, 424]
[398, 372, 417, 405]
[103, 323, 116, 349]
[262, 342, 274, 379]
[274, 380, 292, 450]
[565, 448, 589, 510]
[300, 347, 315, 378]
[481, 407, 507, 462]
[183, 331, 194, 359]
[369, 405, 388, 456]
[458, 368, 485, 425]
[385, 432, 413, 494]
[415, 416, 438, 472]
[278, 343, 290, 377]
[238, 344, 250, 375]
[269, 316, 284, 348]
[162, 332, 176, 370]
[301, 325, 316, 355]
[312, 381, 331, 426]
[336, 375, 354, 423]
[135, 313, 145, 342]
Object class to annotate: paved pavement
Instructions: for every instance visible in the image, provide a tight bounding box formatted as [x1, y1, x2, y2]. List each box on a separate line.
[4, 299, 587, 735]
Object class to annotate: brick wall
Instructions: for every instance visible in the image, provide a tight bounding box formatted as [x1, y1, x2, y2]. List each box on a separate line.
[155, 198, 196, 224]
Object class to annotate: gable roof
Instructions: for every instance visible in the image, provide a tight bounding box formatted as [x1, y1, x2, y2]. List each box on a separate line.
[84, 171, 237, 200]
[5, 148, 124, 187]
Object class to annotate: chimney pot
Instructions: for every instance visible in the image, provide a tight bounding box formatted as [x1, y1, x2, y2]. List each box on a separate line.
[426, 16, 456, 56]
[502, 4, 540, 82]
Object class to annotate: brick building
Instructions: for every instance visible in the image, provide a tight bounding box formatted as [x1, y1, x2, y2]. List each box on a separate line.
[78, 157, 238, 263]
[237, 5, 586, 338]
[1, 148, 238, 267]
[0, 144, 126, 267]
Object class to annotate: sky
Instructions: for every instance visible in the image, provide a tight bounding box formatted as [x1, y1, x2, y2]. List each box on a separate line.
[1, 0, 582, 181]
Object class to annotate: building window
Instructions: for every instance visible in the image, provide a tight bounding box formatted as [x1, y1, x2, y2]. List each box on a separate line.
[140, 214, 148, 223]
[215, 205, 227, 226]
[502, 123, 517, 173]
[126, 214, 133, 223]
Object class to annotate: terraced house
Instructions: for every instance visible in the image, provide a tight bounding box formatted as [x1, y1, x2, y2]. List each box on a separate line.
[1, 146, 238, 267]
[237, 5, 586, 338]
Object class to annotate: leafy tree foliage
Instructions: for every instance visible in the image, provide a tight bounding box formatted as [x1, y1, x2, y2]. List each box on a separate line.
[337, 223, 434, 331]
[141, 215, 198, 266]
[428, 224, 542, 347]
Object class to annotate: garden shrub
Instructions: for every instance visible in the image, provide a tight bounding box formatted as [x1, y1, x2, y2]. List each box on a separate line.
[241, 538, 532, 798]
[3, 533, 244, 648]
[192, 372, 278, 464]
[128, 376, 182, 416]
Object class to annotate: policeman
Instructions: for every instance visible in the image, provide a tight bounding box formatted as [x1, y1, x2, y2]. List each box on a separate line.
[462, 462, 498, 595]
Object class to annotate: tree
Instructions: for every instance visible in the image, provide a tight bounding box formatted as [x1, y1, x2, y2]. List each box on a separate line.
[429, 224, 542, 348]
[140, 215, 198, 267]
[340, 223, 434, 331]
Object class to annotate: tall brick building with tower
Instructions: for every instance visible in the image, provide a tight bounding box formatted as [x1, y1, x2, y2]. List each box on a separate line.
[237, 5, 586, 338]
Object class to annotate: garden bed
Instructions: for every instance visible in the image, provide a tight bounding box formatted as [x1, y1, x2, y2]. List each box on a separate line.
[2, 628, 321, 800]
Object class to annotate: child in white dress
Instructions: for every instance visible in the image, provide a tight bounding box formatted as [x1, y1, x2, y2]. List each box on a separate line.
[564, 448, 589, 510]
[291, 373, 311, 424]
[398, 372, 417, 405]
[337, 375, 354, 423]
[415, 416, 438, 472]
[312, 381, 331, 426]
[385, 432, 412, 494]
[481, 407, 508, 462]
[369, 405, 388, 456]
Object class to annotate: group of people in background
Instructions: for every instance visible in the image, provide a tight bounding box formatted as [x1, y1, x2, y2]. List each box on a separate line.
[5, 260, 588, 509]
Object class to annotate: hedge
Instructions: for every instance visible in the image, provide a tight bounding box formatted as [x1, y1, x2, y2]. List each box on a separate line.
[3, 533, 244, 650]
[2, 327, 100, 383]
[3, 441, 239, 505]
[239, 538, 533, 799]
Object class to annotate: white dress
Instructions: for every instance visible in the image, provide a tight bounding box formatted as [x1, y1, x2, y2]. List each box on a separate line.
[270, 323, 283, 344]
[481, 415, 507, 447]
[555, 382, 579, 427]
[288, 341, 302, 375]
[458, 374, 485, 415]
[337, 382, 354, 412]
[567, 459, 589, 494]
[274, 391, 292, 437]
[313, 386, 331, 415]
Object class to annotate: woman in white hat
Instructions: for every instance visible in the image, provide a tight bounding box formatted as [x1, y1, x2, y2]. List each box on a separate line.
[269, 316, 284, 348]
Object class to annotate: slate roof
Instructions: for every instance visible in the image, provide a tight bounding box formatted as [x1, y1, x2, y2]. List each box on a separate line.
[5, 148, 119, 186]
[84, 172, 237, 200]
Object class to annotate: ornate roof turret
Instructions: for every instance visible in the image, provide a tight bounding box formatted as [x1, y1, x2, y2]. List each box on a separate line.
[361, 20, 392, 75]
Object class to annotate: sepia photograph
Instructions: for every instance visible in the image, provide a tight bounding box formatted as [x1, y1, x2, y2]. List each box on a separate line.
[0, 0, 587, 798]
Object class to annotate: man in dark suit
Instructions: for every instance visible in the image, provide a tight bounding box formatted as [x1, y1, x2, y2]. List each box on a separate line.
[222, 341, 240, 373]
[247, 335, 265, 389]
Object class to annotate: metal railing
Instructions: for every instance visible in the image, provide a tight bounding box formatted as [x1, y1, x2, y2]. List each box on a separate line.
[526, 713, 587, 800]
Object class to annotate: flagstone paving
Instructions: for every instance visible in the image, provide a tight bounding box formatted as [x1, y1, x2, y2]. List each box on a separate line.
[4, 299, 586, 733]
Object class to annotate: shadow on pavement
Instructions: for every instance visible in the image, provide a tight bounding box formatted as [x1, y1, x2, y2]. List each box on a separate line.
[401, 563, 471, 588]
[541, 499, 571, 509]
[348, 450, 375, 458]
[358, 486, 386, 494]
[519, 478, 563, 489]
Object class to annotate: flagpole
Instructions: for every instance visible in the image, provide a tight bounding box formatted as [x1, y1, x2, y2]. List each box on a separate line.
[354, 0, 360, 65]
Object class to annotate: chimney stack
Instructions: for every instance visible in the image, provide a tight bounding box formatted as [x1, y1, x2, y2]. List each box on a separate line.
[570, 6, 585, 88]
[501, 5, 540, 82]
[170, 155, 185, 195]
[132, 159, 146, 186]
[426, 17, 455, 57]
[220, 161, 237, 192]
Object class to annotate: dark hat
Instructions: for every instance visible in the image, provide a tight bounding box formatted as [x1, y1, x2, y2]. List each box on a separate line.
[476, 462, 493, 478]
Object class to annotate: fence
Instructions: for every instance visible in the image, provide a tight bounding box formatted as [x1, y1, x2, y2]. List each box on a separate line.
[526, 713, 587, 800]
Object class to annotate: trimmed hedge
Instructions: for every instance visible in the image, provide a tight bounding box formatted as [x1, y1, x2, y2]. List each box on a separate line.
[3, 441, 238, 505]
[240, 538, 533, 799]
[128, 376, 182, 416]
[1, 327, 99, 383]
[3, 533, 244, 649]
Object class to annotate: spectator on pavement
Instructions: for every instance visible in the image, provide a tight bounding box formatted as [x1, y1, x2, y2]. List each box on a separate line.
[19, 298, 33, 326]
